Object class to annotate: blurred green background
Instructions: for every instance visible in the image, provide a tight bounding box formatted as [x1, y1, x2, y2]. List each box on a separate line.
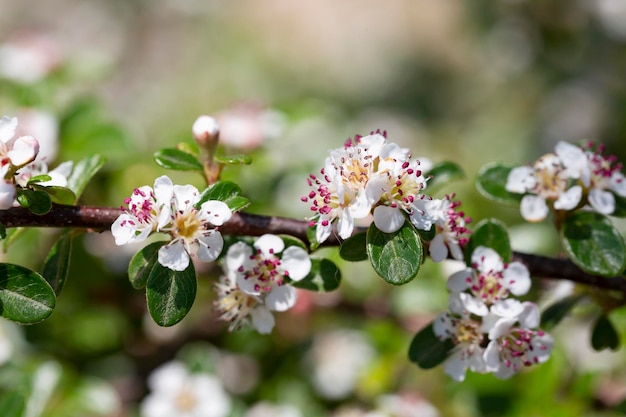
[1, 1, 626, 416]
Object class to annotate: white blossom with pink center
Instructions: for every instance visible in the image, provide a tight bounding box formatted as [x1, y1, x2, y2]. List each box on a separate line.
[433, 312, 488, 382]
[140, 361, 231, 417]
[484, 302, 553, 379]
[419, 195, 471, 262]
[15, 160, 73, 188]
[447, 246, 530, 317]
[225, 234, 311, 315]
[506, 149, 583, 222]
[157, 184, 232, 271]
[111, 176, 173, 246]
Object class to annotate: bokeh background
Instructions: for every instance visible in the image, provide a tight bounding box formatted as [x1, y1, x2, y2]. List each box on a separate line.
[1, 1, 626, 416]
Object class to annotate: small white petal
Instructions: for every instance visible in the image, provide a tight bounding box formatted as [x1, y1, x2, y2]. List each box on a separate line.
[491, 298, 524, 318]
[483, 341, 501, 373]
[158, 240, 189, 271]
[265, 285, 297, 312]
[588, 188, 615, 215]
[488, 317, 516, 340]
[147, 361, 189, 392]
[460, 293, 489, 316]
[0, 181, 15, 209]
[8, 135, 39, 166]
[315, 220, 332, 244]
[111, 214, 141, 245]
[172, 184, 199, 212]
[505, 166, 535, 193]
[254, 234, 284, 257]
[554, 185, 582, 210]
[373, 205, 405, 233]
[349, 191, 373, 219]
[236, 273, 259, 296]
[433, 312, 454, 339]
[250, 307, 275, 334]
[503, 262, 531, 296]
[444, 350, 469, 382]
[447, 268, 472, 292]
[153, 175, 173, 205]
[201, 200, 232, 226]
[555, 141, 587, 180]
[429, 234, 449, 263]
[518, 302, 540, 329]
[225, 242, 251, 271]
[280, 246, 311, 281]
[472, 246, 503, 274]
[610, 173, 626, 197]
[0, 116, 17, 143]
[196, 232, 224, 263]
[520, 195, 549, 222]
[336, 208, 354, 239]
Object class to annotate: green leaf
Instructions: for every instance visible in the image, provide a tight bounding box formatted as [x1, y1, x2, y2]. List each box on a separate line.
[367, 223, 422, 285]
[41, 230, 73, 295]
[146, 262, 197, 327]
[465, 218, 511, 264]
[215, 154, 253, 165]
[408, 322, 455, 369]
[16, 189, 52, 215]
[0, 225, 6, 240]
[66, 154, 106, 202]
[279, 235, 308, 251]
[612, 193, 626, 218]
[307, 226, 320, 251]
[27, 174, 52, 184]
[0, 263, 56, 323]
[128, 241, 167, 289]
[475, 162, 524, 205]
[339, 232, 368, 262]
[177, 142, 199, 156]
[561, 212, 626, 276]
[291, 258, 341, 292]
[540, 293, 586, 330]
[0, 391, 26, 416]
[591, 314, 620, 351]
[31, 185, 76, 205]
[424, 161, 465, 193]
[196, 181, 250, 212]
[154, 148, 203, 171]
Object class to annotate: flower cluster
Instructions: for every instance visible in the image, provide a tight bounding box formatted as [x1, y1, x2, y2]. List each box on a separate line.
[0, 115, 72, 209]
[214, 234, 311, 334]
[506, 141, 626, 221]
[112, 175, 232, 271]
[302, 132, 470, 261]
[434, 246, 553, 381]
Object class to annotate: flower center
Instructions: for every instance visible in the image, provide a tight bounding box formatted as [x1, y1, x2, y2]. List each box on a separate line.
[453, 318, 482, 345]
[175, 388, 198, 412]
[241, 250, 285, 293]
[497, 328, 545, 370]
[175, 211, 202, 240]
[533, 156, 568, 200]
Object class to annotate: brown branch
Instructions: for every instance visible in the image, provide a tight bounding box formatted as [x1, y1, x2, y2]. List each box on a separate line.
[0, 204, 624, 292]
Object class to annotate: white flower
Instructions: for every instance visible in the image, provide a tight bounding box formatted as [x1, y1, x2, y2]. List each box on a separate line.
[0, 32, 62, 84]
[446, 246, 531, 317]
[578, 142, 626, 215]
[433, 312, 487, 382]
[158, 184, 232, 271]
[484, 303, 553, 379]
[506, 153, 582, 221]
[15, 160, 73, 188]
[0, 115, 40, 169]
[226, 235, 310, 311]
[140, 361, 231, 417]
[420, 196, 471, 262]
[111, 176, 173, 246]
[192, 115, 220, 144]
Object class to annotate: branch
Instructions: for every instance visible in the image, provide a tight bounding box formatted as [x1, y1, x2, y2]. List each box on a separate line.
[1, 205, 624, 292]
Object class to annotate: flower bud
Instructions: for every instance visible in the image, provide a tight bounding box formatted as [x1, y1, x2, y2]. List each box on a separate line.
[8, 135, 39, 167]
[192, 115, 220, 146]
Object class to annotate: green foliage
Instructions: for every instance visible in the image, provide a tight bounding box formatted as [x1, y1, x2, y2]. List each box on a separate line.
[591, 314, 620, 351]
[306, 226, 320, 251]
[16, 189, 52, 215]
[30, 184, 76, 205]
[423, 161, 465, 193]
[339, 232, 368, 262]
[540, 294, 586, 330]
[196, 180, 250, 212]
[153, 148, 204, 171]
[128, 241, 166, 290]
[41, 230, 73, 295]
[291, 258, 341, 292]
[27, 174, 52, 184]
[465, 218, 511, 264]
[0, 263, 56, 323]
[215, 154, 253, 165]
[0, 391, 26, 416]
[561, 212, 626, 277]
[408, 322, 454, 369]
[367, 223, 422, 285]
[66, 154, 106, 202]
[475, 162, 524, 205]
[613, 194, 626, 218]
[146, 262, 197, 327]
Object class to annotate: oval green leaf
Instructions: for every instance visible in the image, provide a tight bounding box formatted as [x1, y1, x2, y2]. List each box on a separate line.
[196, 181, 249, 212]
[128, 241, 167, 289]
[591, 314, 620, 351]
[561, 212, 626, 276]
[215, 154, 252, 165]
[27, 174, 52, 184]
[31, 185, 76, 205]
[41, 230, 73, 295]
[291, 258, 341, 292]
[475, 162, 524, 205]
[154, 148, 203, 171]
[16, 189, 52, 215]
[0, 263, 56, 323]
[612, 193, 626, 218]
[424, 161, 465, 193]
[465, 218, 511, 265]
[339, 232, 368, 262]
[367, 223, 422, 285]
[67, 154, 106, 202]
[540, 293, 586, 330]
[146, 262, 197, 327]
[408, 322, 455, 369]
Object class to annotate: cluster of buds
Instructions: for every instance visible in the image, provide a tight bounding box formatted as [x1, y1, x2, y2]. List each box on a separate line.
[111, 175, 233, 271]
[302, 132, 470, 261]
[0, 115, 71, 209]
[214, 234, 311, 334]
[434, 246, 553, 381]
[506, 141, 626, 221]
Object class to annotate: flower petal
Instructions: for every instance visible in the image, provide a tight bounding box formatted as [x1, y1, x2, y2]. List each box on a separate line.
[429, 233, 449, 263]
[373, 205, 405, 233]
[158, 240, 189, 271]
[225, 241, 251, 271]
[250, 307, 275, 334]
[520, 195, 548, 222]
[254, 234, 284, 257]
[200, 200, 232, 226]
[447, 268, 472, 292]
[0, 116, 17, 143]
[280, 246, 311, 281]
[8, 135, 39, 166]
[554, 185, 582, 210]
[503, 261, 531, 296]
[505, 166, 535, 193]
[172, 184, 199, 212]
[196, 231, 224, 263]
[0, 181, 15, 209]
[265, 285, 296, 312]
[588, 188, 615, 215]
[491, 298, 524, 318]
